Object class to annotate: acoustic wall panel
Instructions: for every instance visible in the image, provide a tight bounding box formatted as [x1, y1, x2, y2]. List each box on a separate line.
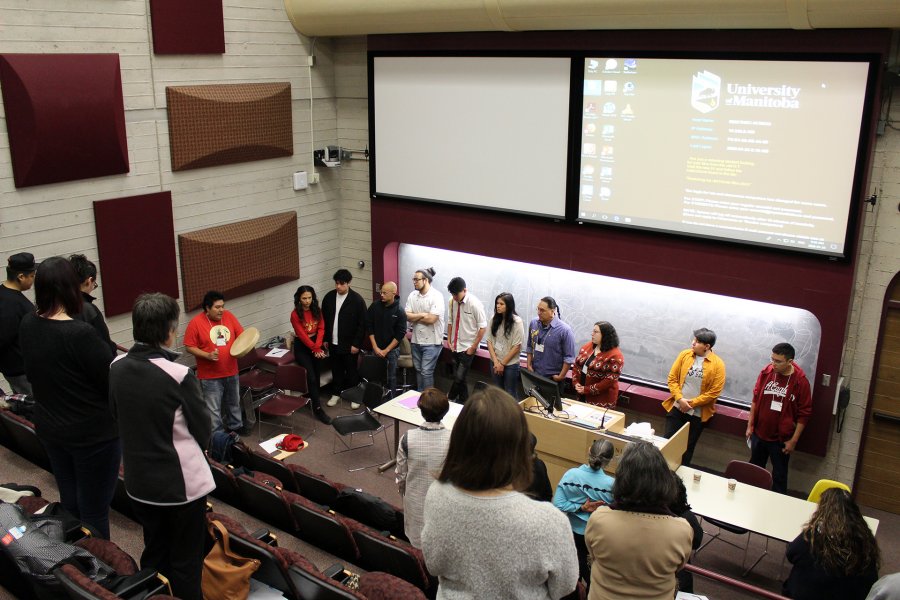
[0, 54, 129, 188]
[178, 212, 299, 311]
[149, 0, 225, 55]
[93, 192, 180, 317]
[165, 83, 293, 171]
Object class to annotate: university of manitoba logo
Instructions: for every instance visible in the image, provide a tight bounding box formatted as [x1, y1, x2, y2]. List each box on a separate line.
[691, 70, 721, 114]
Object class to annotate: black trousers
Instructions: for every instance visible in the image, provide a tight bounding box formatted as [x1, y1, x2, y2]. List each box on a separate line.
[448, 351, 475, 403]
[329, 347, 360, 394]
[749, 433, 790, 494]
[293, 345, 323, 407]
[664, 409, 706, 467]
[131, 496, 208, 600]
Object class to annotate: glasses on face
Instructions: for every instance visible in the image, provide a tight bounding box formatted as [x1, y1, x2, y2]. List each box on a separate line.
[412, 277, 424, 282]
[91, 281, 99, 291]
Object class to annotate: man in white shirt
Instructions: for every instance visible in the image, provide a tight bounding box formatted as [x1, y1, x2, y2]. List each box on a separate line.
[322, 269, 367, 407]
[405, 267, 445, 390]
[445, 277, 487, 404]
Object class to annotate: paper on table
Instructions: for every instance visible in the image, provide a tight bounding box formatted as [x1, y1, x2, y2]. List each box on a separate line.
[249, 578, 289, 599]
[398, 393, 422, 410]
[259, 434, 287, 454]
[265, 348, 289, 358]
[675, 593, 708, 600]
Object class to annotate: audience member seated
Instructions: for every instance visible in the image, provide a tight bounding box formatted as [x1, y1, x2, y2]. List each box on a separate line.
[486, 292, 525, 399]
[290, 285, 332, 424]
[669, 472, 703, 594]
[553, 440, 614, 587]
[421, 387, 578, 599]
[19, 257, 118, 539]
[783, 487, 880, 600]
[584, 441, 692, 600]
[395, 388, 451, 548]
[525, 432, 553, 502]
[572, 322, 623, 407]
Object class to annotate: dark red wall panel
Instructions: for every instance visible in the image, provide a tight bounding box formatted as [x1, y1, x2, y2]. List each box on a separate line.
[150, 0, 225, 55]
[0, 54, 129, 188]
[93, 192, 179, 317]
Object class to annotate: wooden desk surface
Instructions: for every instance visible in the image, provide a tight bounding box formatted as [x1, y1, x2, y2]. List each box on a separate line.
[374, 390, 462, 429]
[676, 466, 879, 542]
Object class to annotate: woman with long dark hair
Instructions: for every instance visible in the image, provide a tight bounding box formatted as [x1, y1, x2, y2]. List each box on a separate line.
[68, 253, 116, 353]
[486, 292, 525, 398]
[421, 387, 577, 599]
[584, 441, 692, 599]
[19, 257, 118, 538]
[572, 321, 623, 407]
[783, 488, 880, 600]
[290, 285, 332, 423]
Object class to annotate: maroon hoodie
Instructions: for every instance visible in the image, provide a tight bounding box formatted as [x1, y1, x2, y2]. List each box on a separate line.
[750, 362, 813, 443]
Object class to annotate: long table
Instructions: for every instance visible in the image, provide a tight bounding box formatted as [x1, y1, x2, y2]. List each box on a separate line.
[676, 465, 879, 543]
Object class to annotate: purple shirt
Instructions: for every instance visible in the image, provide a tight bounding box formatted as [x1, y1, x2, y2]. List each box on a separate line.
[527, 316, 576, 378]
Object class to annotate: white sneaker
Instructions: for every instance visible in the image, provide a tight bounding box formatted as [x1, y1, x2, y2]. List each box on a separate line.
[326, 396, 339, 407]
[351, 402, 361, 409]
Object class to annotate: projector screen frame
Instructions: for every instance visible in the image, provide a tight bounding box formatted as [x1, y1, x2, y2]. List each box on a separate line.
[570, 51, 881, 261]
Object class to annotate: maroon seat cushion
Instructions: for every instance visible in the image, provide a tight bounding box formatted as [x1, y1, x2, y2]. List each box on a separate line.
[75, 538, 138, 576]
[358, 572, 428, 599]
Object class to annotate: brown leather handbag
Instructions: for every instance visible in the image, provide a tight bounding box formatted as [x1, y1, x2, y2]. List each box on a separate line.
[201, 520, 260, 600]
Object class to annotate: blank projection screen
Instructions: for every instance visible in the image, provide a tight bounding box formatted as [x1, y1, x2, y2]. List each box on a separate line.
[373, 56, 571, 218]
[577, 57, 871, 256]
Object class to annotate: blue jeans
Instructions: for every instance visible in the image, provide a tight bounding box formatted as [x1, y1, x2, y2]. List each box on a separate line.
[493, 363, 521, 400]
[201, 375, 242, 434]
[385, 347, 400, 397]
[411, 343, 441, 391]
[40, 437, 121, 539]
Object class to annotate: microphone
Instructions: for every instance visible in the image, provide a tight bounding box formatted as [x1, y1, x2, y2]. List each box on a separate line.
[599, 405, 610, 430]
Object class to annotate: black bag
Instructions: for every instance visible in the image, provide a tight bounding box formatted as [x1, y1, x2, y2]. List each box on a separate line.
[0, 503, 114, 593]
[209, 431, 240, 464]
[333, 489, 405, 539]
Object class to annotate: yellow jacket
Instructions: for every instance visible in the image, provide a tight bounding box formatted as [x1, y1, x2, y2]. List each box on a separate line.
[661, 349, 726, 422]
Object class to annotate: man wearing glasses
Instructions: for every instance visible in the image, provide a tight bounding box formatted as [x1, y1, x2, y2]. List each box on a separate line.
[404, 268, 445, 390]
[745, 343, 812, 494]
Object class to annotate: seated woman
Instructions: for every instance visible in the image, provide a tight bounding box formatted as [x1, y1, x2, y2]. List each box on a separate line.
[584, 441, 692, 600]
[669, 473, 703, 594]
[783, 487, 880, 600]
[290, 285, 332, 424]
[553, 439, 614, 586]
[422, 387, 578, 600]
[486, 292, 525, 399]
[395, 388, 451, 548]
[572, 322, 623, 407]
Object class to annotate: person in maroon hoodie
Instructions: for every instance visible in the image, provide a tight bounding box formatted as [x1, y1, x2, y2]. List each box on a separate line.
[745, 342, 812, 494]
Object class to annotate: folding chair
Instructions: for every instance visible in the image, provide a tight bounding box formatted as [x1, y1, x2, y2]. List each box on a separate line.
[331, 382, 393, 472]
[340, 354, 388, 408]
[257, 364, 312, 440]
[807, 479, 850, 503]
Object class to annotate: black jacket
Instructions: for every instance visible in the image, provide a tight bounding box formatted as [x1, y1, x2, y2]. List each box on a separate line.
[365, 297, 407, 349]
[321, 288, 367, 350]
[73, 292, 117, 354]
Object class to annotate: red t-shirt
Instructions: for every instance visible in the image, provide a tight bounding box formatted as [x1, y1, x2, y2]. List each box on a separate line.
[184, 310, 243, 379]
[290, 309, 324, 353]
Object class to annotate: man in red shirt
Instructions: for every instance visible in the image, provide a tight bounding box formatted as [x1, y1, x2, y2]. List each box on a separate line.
[184, 291, 245, 434]
[745, 342, 813, 494]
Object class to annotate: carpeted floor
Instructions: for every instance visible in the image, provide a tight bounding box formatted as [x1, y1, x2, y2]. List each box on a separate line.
[1, 380, 897, 599]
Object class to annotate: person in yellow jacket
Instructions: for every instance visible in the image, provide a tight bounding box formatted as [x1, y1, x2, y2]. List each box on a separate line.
[662, 328, 725, 466]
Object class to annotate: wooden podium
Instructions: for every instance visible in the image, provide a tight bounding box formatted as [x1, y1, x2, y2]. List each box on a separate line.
[520, 396, 689, 490]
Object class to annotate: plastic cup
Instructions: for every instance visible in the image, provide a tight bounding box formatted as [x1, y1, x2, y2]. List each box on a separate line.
[728, 478, 737, 491]
[693, 472, 702, 483]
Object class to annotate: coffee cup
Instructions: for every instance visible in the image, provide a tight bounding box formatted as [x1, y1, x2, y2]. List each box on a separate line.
[728, 479, 737, 491]
[693, 472, 701, 483]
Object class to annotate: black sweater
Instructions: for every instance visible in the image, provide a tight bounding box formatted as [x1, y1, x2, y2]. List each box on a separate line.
[19, 313, 116, 446]
[0, 285, 34, 377]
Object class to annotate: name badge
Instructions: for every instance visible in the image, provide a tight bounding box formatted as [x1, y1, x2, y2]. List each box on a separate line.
[216, 336, 227, 347]
[770, 399, 783, 412]
[535, 343, 545, 353]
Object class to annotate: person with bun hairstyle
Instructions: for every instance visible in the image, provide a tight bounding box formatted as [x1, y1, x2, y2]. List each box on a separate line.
[68, 254, 116, 353]
[553, 439, 615, 586]
[404, 267, 445, 390]
[422, 387, 578, 599]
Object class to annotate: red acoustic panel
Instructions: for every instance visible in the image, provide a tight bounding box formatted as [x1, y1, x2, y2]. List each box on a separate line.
[178, 212, 299, 311]
[93, 192, 179, 317]
[149, 0, 225, 55]
[0, 54, 129, 188]
[165, 82, 293, 171]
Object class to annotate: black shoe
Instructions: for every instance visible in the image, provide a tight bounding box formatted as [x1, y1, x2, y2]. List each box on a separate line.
[314, 406, 332, 425]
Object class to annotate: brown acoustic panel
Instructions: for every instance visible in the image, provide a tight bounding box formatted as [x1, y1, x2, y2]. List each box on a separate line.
[178, 212, 299, 311]
[149, 0, 225, 55]
[0, 54, 129, 188]
[165, 83, 292, 171]
[93, 192, 180, 317]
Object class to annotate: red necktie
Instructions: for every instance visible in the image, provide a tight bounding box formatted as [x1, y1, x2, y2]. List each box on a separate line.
[452, 301, 461, 350]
